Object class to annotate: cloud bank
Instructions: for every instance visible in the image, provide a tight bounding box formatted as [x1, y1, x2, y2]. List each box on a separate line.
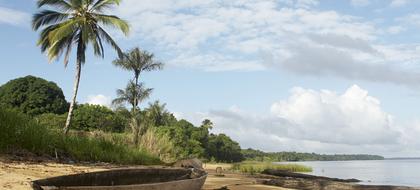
[183, 85, 420, 157]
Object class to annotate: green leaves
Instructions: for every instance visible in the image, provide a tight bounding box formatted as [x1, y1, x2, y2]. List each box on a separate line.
[112, 47, 164, 82]
[33, 0, 129, 65]
[32, 10, 69, 30]
[112, 81, 153, 109]
[0, 76, 68, 116]
[94, 14, 129, 35]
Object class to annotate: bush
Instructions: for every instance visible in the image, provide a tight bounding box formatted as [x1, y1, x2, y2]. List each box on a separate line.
[72, 104, 127, 132]
[0, 108, 160, 165]
[0, 75, 68, 115]
[35, 113, 67, 129]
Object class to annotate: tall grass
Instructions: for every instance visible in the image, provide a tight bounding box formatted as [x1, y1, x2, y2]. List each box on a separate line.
[231, 161, 312, 175]
[0, 109, 161, 165]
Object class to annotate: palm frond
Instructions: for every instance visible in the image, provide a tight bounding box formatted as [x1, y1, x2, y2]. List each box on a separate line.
[91, 0, 121, 12]
[32, 10, 69, 30]
[97, 25, 123, 57]
[37, 0, 72, 10]
[93, 14, 129, 35]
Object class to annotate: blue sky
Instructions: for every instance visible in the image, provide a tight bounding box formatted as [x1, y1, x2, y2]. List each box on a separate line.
[2, 0, 420, 156]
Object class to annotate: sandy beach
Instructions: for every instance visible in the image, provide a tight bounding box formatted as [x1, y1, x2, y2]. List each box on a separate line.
[0, 155, 290, 190]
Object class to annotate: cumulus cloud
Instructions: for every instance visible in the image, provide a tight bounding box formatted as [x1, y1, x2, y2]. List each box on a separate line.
[86, 94, 112, 107]
[0, 7, 29, 26]
[181, 85, 420, 156]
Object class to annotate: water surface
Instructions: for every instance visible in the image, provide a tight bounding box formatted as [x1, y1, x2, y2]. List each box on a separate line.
[276, 159, 420, 187]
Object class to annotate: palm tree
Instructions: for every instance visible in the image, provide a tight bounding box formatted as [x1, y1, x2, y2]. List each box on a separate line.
[201, 119, 214, 130]
[112, 81, 153, 111]
[145, 100, 168, 127]
[32, 0, 129, 134]
[112, 81, 152, 144]
[112, 47, 163, 87]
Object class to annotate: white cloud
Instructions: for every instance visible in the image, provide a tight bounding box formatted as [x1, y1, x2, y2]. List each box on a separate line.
[114, 0, 420, 87]
[390, 0, 409, 7]
[350, 0, 370, 7]
[181, 85, 420, 156]
[0, 7, 29, 26]
[86, 94, 112, 107]
[387, 25, 405, 34]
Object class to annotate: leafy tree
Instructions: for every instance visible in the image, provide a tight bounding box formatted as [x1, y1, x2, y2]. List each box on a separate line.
[207, 134, 244, 163]
[156, 119, 205, 158]
[71, 104, 126, 132]
[32, 0, 129, 134]
[0, 75, 68, 115]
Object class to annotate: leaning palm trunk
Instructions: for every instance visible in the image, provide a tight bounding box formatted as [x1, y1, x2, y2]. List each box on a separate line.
[64, 62, 81, 134]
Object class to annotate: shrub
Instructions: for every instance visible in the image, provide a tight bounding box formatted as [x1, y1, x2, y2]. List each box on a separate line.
[0, 76, 68, 115]
[72, 104, 127, 132]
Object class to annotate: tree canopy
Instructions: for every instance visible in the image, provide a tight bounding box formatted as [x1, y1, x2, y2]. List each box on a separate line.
[0, 75, 68, 115]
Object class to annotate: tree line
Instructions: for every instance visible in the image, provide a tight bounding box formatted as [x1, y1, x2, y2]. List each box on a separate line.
[0, 75, 243, 162]
[242, 148, 384, 162]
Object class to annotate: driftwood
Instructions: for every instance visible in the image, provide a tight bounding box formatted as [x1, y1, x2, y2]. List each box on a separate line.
[260, 169, 420, 190]
[262, 169, 360, 182]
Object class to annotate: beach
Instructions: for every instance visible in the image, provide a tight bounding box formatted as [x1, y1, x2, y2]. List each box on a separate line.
[0, 155, 290, 190]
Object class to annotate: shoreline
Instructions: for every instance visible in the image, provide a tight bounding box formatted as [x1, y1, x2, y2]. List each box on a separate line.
[1, 155, 419, 190]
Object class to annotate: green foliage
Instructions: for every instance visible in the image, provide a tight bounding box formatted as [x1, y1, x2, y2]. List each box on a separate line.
[156, 119, 205, 159]
[35, 113, 67, 129]
[139, 127, 176, 162]
[0, 75, 68, 115]
[231, 161, 312, 175]
[207, 133, 244, 163]
[71, 104, 127, 132]
[242, 148, 384, 161]
[0, 108, 160, 165]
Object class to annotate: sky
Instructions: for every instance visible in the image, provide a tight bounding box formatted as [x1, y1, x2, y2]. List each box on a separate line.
[2, 0, 420, 157]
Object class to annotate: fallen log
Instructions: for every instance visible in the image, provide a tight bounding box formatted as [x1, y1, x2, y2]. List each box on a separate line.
[262, 169, 360, 182]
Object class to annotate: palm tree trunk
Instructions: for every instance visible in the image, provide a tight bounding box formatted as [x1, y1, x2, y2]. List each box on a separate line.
[64, 61, 82, 134]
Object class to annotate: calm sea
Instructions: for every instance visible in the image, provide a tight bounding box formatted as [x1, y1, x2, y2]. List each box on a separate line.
[276, 159, 420, 187]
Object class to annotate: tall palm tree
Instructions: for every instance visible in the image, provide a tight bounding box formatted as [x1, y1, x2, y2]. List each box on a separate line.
[112, 47, 163, 87]
[112, 81, 152, 144]
[32, 0, 130, 134]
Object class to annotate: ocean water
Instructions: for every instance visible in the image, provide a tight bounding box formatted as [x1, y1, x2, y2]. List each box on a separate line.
[276, 159, 420, 187]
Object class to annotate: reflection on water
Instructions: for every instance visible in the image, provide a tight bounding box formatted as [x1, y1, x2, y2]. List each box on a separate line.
[276, 159, 420, 187]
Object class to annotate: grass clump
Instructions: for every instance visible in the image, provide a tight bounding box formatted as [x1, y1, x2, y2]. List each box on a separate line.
[0, 108, 161, 165]
[231, 161, 312, 175]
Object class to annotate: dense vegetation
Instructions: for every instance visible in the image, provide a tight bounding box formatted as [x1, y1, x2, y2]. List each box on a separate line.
[0, 75, 383, 164]
[242, 148, 384, 162]
[0, 76, 68, 115]
[0, 108, 160, 165]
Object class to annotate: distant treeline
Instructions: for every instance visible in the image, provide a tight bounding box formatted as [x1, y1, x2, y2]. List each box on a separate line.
[242, 148, 384, 161]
